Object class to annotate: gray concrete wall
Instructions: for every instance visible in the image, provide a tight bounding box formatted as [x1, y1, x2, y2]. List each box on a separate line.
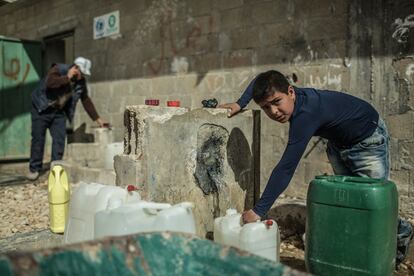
[1, 0, 414, 215]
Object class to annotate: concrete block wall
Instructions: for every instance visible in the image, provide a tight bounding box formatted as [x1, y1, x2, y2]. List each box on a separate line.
[114, 106, 260, 237]
[1, 0, 414, 215]
[63, 128, 117, 185]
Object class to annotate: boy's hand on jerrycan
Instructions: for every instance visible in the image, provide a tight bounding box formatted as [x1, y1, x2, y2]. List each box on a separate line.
[242, 209, 261, 224]
[218, 102, 241, 117]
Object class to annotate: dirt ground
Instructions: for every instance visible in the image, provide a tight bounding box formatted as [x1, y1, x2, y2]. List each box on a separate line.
[0, 161, 413, 275]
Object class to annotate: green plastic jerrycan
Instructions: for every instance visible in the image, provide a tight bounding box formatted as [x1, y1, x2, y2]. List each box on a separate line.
[305, 175, 398, 276]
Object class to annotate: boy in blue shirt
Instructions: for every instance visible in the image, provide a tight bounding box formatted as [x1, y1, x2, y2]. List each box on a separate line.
[219, 70, 413, 265]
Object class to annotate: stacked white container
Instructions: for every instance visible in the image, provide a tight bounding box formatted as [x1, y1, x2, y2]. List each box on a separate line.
[214, 209, 280, 262]
[94, 201, 196, 239]
[64, 182, 140, 244]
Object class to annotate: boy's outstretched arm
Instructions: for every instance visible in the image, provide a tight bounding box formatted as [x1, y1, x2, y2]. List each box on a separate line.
[243, 123, 315, 223]
[218, 77, 256, 117]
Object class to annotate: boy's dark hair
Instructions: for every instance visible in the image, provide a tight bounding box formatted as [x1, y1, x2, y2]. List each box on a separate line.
[252, 70, 290, 102]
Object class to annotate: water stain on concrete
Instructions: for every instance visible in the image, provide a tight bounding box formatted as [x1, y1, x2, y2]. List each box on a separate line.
[194, 124, 228, 195]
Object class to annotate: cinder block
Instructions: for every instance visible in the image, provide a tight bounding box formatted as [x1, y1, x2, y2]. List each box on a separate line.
[196, 72, 228, 95]
[306, 17, 347, 41]
[261, 23, 290, 47]
[393, 57, 414, 85]
[220, 7, 250, 30]
[93, 128, 114, 144]
[228, 27, 261, 50]
[174, 74, 197, 94]
[115, 106, 260, 237]
[111, 81, 132, 98]
[66, 143, 104, 168]
[130, 79, 153, 96]
[400, 141, 414, 170]
[285, 161, 307, 199]
[399, 195, 414, 217]
[390, 137, 401, 170]
[250, 1, 291, 24]
[222, 49, 255, 69]
[386, 112, 414, 140]
[216, 0, 243, 11]
[304, 160, 333, 185]
[390, 170, 410, 197]
[152, 75, 177, 95]
[302, 137, 329, 162]
[223, 68, 255, 93]
[192, 53, 222, 76]
[187, 1, 212, 16]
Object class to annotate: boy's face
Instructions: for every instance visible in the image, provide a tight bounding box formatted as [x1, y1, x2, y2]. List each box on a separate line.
[257, 86, 296, 123]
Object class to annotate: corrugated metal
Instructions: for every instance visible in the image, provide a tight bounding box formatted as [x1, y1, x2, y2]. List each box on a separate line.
[0, 37, 42, 160]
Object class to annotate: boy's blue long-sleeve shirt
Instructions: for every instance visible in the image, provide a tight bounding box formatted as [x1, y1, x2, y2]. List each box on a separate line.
[237, 81, 379, 217]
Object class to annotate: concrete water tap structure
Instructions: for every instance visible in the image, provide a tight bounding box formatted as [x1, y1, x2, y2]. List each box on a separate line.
[114, 106, 260, 237]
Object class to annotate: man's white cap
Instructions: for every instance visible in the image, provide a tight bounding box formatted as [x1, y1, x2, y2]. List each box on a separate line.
[74, 57, 91, 76]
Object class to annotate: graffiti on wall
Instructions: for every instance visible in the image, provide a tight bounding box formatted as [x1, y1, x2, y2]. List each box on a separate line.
[292, 44, 345, 90]
[147, 10, 214, 75]
[2, 48, 31, 86]
[308, 72, 342, 89]
[203, 70, 255, 94]
[392, 14, 414, 43]
[2, 59, 30, 86]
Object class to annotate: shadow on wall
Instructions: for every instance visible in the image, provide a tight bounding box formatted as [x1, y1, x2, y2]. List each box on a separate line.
[67, 123, 94, 144]
[226, 127, 253, 209]
[193, 125, 255, 213]
[0, 80, 37, 133]
[1, 40, 43, 126]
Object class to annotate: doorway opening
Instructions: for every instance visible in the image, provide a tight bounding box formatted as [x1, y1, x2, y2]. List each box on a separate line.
[43, 31, 74, 73]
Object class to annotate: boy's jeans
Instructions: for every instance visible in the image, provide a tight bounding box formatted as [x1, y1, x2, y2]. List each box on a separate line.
[326, 117, 413, 265]
[326, 117, 389, 179]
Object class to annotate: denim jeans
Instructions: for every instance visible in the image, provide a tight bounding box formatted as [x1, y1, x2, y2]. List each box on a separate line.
[326, 117, 413, 265]
[29, 105, 66, 173]
[326, 117, 389, 179]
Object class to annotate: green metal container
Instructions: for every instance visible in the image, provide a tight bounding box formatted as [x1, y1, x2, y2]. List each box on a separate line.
[305, 175, 398, 276]
[0, 36, 42, 160]
[0, 232, 306, 276]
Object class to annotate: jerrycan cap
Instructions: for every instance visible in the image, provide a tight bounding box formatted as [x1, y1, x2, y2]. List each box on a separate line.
[127, 185, 137, 192]
[264, 220, 274, 228]
[226, 209, 238, 216]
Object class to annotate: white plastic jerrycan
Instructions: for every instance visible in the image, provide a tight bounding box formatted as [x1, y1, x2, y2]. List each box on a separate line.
[64, 182, 140, 244]
[48, 165, 70, 233]
[214, 209, 280, 262]
[94, 201, 196, 239]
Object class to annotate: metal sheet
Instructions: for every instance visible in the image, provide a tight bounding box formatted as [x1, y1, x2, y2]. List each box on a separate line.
[0, 37, 42, 160]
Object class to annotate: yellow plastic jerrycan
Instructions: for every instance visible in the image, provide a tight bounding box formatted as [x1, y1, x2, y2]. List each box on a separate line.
[48, 165, 70, 233]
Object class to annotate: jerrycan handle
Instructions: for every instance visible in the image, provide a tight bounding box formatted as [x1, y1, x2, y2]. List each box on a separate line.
[142, 202, 172, 215]
[48, 166, 62, 193]
[174, 202, 194, 209]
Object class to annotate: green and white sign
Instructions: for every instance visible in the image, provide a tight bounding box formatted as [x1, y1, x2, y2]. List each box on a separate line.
[93, 11, 120, 39]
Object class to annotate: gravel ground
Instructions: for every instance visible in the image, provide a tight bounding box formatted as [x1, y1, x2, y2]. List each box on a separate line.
[0, 173, 49, 238]
[0, 162, 413, 275]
